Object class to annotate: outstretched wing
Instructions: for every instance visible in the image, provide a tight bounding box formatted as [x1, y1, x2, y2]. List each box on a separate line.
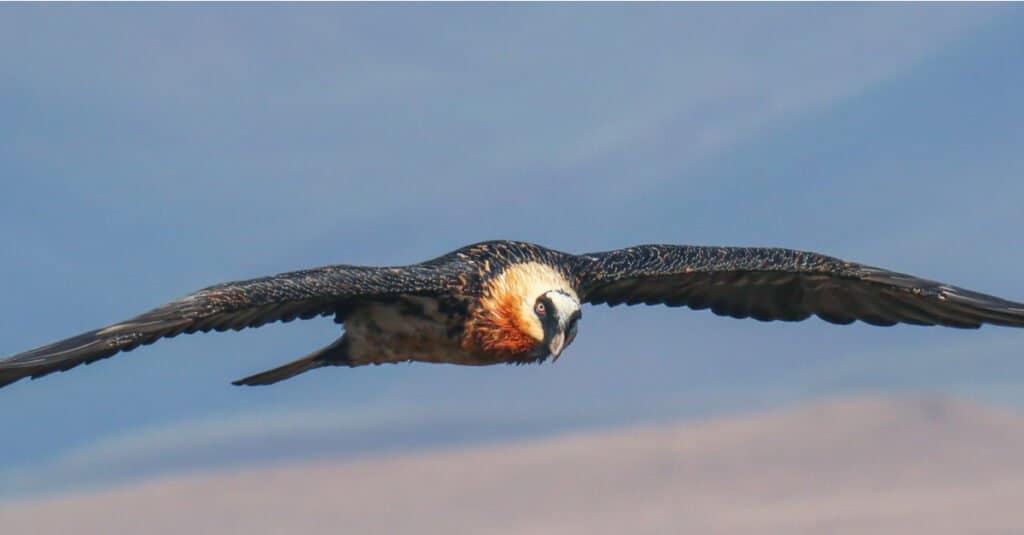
[575, 245, 1024, 328]
[0, 263, 456, 388]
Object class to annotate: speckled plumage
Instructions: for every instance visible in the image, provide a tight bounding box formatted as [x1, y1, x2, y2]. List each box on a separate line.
[2, 240, 1023, 388]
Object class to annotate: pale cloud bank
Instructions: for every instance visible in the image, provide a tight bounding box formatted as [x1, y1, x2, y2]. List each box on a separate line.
[4, 395, 1024, 535]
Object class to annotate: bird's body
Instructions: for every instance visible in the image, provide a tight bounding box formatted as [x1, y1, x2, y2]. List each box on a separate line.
[3, 240, 1024, 388]
[239, 243, 583, 384]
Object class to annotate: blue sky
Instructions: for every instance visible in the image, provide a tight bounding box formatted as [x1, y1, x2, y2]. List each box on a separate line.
[1, 4, 1023, 497]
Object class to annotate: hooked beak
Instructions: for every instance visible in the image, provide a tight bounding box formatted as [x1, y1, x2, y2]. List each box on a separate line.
[548, 332, 566, 361]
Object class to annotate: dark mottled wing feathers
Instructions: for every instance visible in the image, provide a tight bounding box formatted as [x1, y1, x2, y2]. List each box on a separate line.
[575, 245, 1024, 329]
[0, 264, 454, 387]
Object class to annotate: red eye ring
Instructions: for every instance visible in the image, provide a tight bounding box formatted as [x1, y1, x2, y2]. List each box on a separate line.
[535, 301, 546, 316]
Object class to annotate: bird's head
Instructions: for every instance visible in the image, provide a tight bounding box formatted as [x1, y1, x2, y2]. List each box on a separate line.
[530, 289, 582, 360]
[472, 262, 582, 361]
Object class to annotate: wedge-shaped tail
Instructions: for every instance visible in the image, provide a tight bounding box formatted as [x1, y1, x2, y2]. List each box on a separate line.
[233, 337, 350, 386]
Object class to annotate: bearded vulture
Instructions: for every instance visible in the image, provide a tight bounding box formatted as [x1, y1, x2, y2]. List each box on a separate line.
[1, 240, 1022, 388]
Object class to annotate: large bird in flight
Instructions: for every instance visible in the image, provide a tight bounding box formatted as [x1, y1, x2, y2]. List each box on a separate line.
[2, 240, 1023, 388]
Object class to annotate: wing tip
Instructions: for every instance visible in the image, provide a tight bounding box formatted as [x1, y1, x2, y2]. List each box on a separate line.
[0, 374, 24, 388]
[0, 365, 41, 389]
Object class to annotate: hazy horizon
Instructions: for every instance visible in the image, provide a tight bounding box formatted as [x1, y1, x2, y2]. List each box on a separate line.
[6, 394, 1024, 534]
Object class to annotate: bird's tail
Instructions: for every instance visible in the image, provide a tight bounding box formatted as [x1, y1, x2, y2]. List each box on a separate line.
[232, 336, 349, 386]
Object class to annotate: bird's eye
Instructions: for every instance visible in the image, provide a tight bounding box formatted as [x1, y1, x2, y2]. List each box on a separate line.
[535, 301, 546, 316]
